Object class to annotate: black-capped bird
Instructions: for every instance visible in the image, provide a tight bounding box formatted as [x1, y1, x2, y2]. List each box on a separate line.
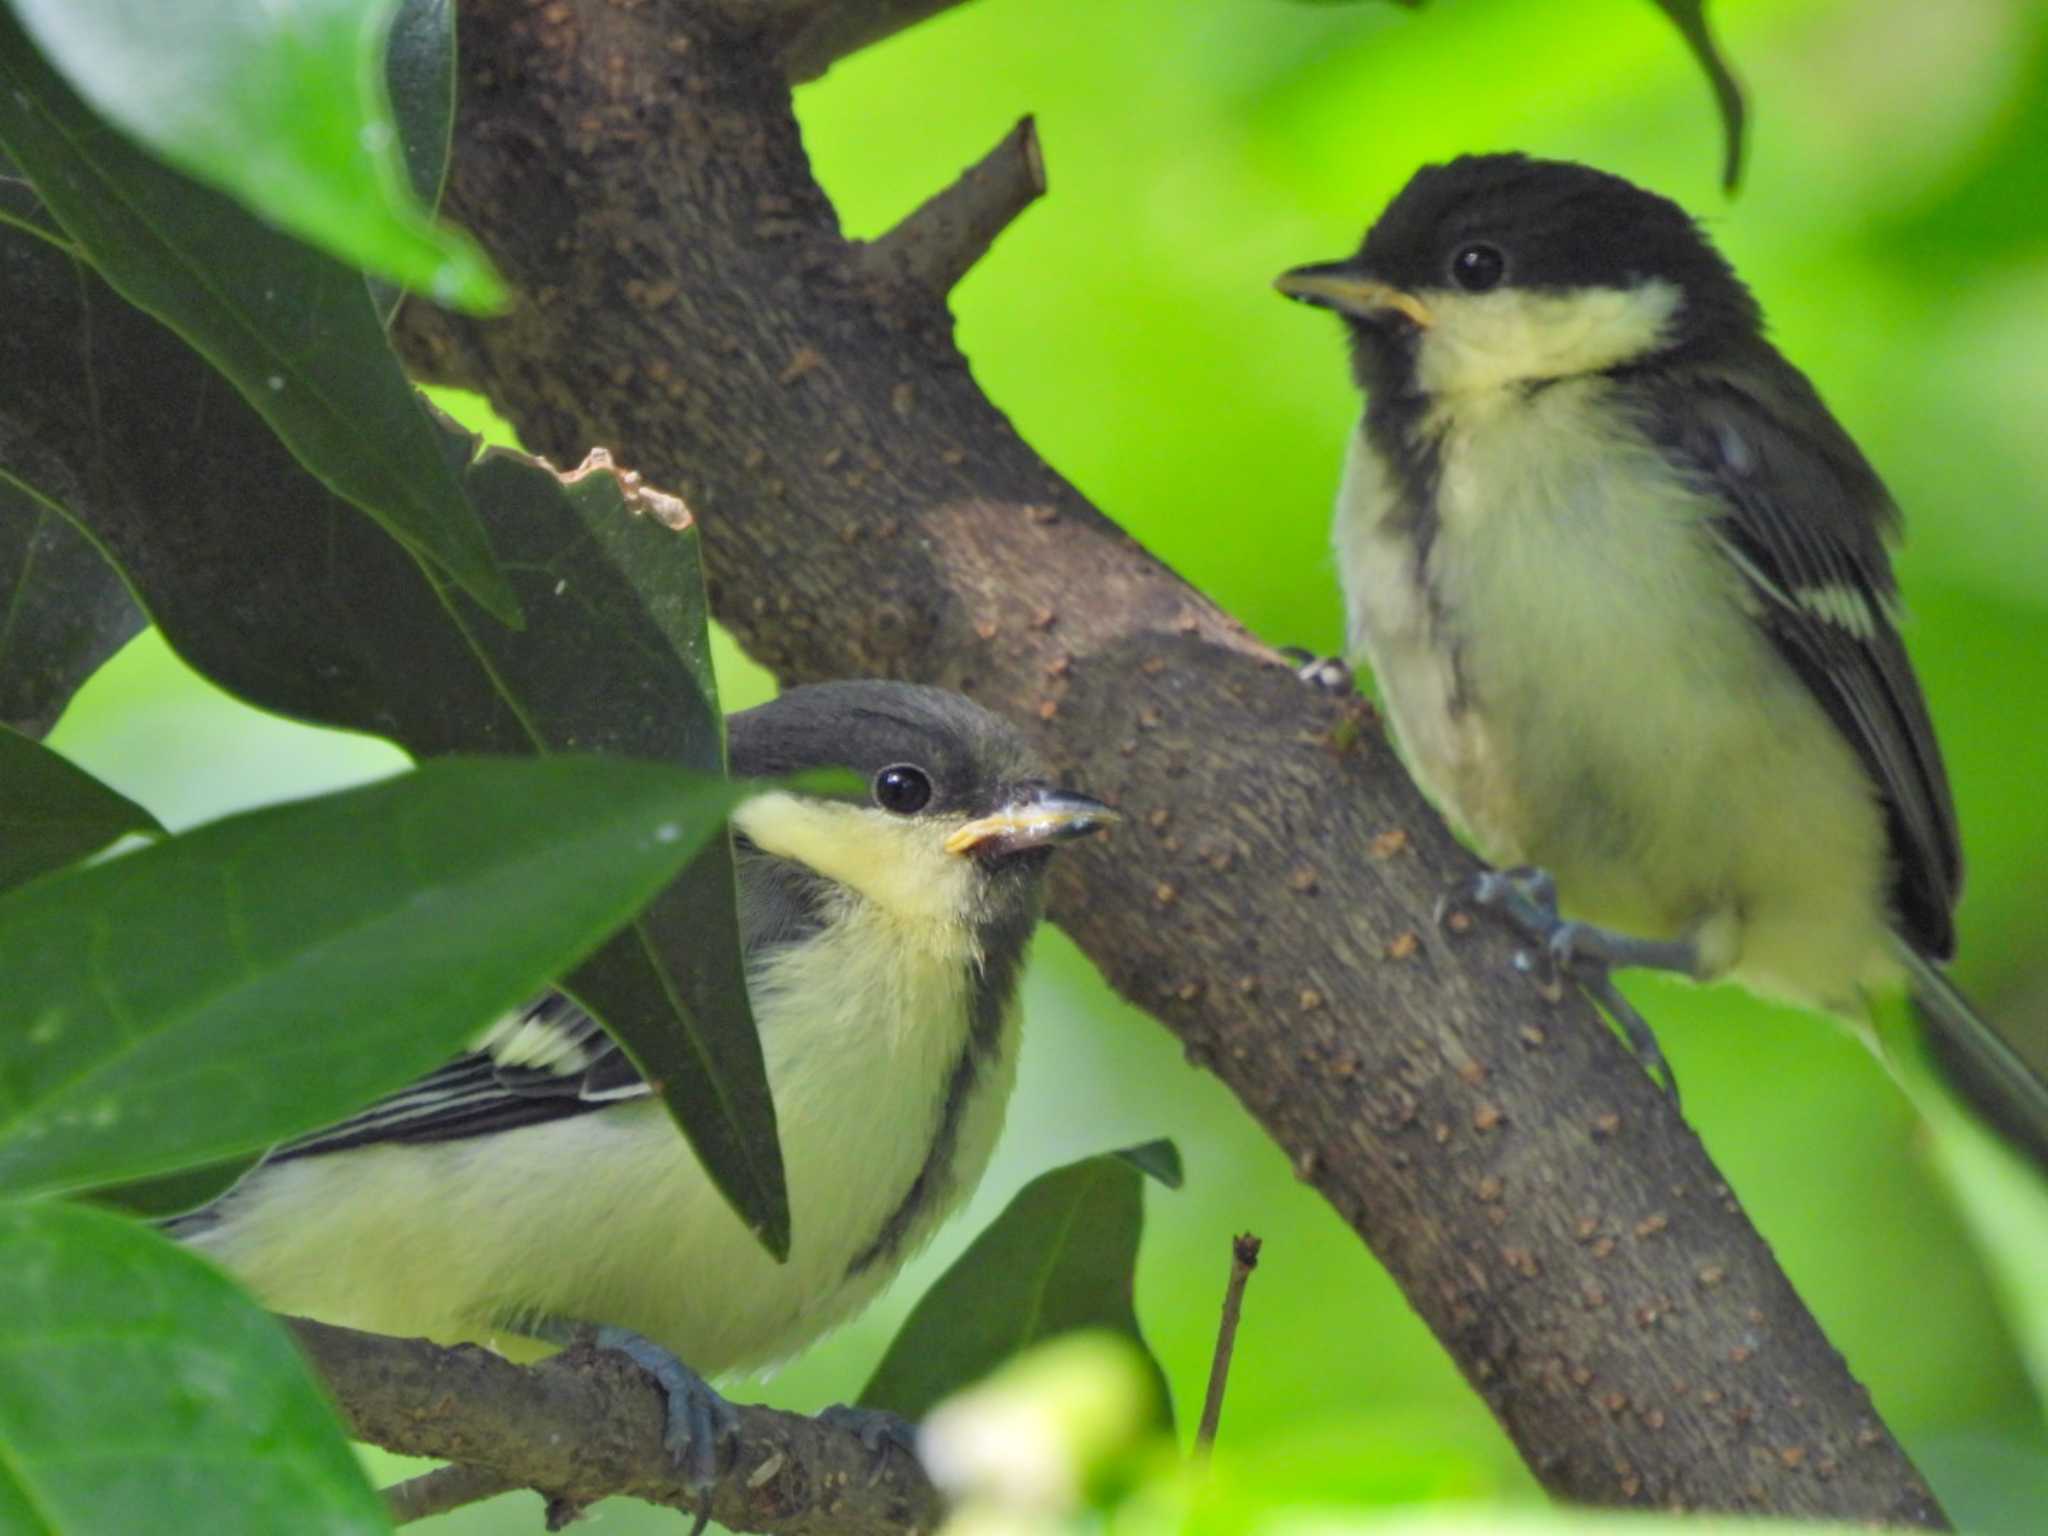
[173, 680, 1116, 1477]
[1276, 153, 2046, 1148]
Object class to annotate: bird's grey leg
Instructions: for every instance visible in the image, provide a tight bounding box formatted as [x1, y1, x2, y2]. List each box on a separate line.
[1277, 646, 1355, 694]
[1442, 866, 1693, 1101]
[524, 1316, 739, 1494]
[816, 1403, 919, 1480]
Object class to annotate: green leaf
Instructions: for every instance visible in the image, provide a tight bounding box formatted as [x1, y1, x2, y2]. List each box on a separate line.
[0, 725, 161, 893]
[454, 450, 784, 1249]
[0, 152, 68, 248]
[0, 221, 787, 1253]
[0, 755, 742, 1197]
[0, 14, 521, 626]
[385, 0, 455, 213]
[370, 0, 457, 325]
[1645, 1, 1745, 191]
[0, 479, 142, 738]
[862, 1143, 1177, 1424]
[85, 1153, 263, 1222]
[8, 0, 501, 311]
[1116, 1138, 1184, 1189]
[0, 1199, 389, 1533]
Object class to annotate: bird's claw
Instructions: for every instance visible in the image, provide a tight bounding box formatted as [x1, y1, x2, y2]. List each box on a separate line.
[1546, 919, 1596, 976]
[1440, 866, 1682, 1101]
[592, 1325, 740, 1493]
[1441, 866, 1559, 952]
[819, 1403, 919, 1483]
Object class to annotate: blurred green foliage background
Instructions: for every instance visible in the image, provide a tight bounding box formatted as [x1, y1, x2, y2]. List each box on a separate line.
[46, 0, 2048, 1527]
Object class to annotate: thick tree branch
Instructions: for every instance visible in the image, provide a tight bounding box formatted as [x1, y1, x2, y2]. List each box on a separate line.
[856, 116, 1043, 297]
[289, 1317, 943, 1535]
[389, 0, 1946, 1524]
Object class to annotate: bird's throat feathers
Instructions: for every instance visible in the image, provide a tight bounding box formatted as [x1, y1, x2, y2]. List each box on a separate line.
[1359, 279, 1685, 404]
[734, 792, 984, 945]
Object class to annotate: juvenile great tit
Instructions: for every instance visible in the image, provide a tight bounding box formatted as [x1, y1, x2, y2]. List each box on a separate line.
[172, 680, 1115, 1477]
[1276, 153, 2048, 1148]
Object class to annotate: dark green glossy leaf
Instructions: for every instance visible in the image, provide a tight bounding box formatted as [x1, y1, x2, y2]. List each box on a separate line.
[9, 0, 501, 311]
[484, 453, 781, 1255]
[371, 0, 457, 326]
[1646, 1, 1745, 191]
[387, 0, 455, 211]
[0, 12, 520, 626]
[0, 154, 67, 247]
[85, 1152, 263, 1222]
[862, 1143, 1177, 1424]
[0, 222, 787, 1256]
[0, 1199, 389, 1533]
[0, 477, 142, 738]
[0, 756, 742, 1197]
[0, 724, 161, 893]
[1115, 1138, 1183, 1189]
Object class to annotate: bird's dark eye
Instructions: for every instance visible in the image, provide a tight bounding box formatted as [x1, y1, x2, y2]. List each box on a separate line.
[872, 764, 933, 815]
[1449, 242, 1506, 293]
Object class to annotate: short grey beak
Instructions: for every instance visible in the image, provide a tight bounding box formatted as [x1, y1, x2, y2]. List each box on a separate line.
[944, 787, 1119, 858]
[1274, 261, 1434, 328]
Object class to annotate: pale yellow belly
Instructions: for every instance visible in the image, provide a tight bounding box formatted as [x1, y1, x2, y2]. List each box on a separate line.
[1334, 403, 1895, 1010]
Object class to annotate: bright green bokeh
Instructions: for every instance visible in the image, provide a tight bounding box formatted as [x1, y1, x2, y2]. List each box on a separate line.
[46, 0, 2048, 1528]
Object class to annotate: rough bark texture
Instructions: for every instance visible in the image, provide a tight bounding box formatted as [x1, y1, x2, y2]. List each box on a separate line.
[290, 1317, 943, 1534]
[389, 0, 1947, 1523]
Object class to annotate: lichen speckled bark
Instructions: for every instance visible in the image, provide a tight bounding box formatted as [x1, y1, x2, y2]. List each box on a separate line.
[390, 1, 1948, 1523]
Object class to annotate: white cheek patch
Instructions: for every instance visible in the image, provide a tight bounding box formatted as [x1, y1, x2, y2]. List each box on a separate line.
[1414, 280, 1683, 396]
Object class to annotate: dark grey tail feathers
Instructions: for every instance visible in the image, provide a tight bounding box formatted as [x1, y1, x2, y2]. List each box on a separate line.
[1898, 944, 2048, 1175]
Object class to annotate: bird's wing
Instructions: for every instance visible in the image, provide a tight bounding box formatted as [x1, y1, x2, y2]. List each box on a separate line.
[264, 841, 832, 1163]
[269, 992, 651, 1162]
[1638, 358, 1961, 959]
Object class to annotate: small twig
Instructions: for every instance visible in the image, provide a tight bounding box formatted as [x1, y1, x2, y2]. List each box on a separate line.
[383, 1463, 522, 1525]
[855, 116, 1044, 298]
[776, 0, 981, 83]
[1195, 1233, 1261, 1452]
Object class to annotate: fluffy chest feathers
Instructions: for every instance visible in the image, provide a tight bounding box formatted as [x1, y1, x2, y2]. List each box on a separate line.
[1337, 380, 1784, 896]
[1334, 374, 1890, 1000]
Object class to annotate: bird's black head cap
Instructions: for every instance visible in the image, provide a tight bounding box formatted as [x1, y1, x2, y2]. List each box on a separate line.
[729, 680, 1048, 819]
[1360, 153, 1761, 344]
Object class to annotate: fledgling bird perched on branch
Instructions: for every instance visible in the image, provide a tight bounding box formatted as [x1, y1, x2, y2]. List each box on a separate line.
[1276, 153, 2048, 1153]
[172, 681, 1117, 1481]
